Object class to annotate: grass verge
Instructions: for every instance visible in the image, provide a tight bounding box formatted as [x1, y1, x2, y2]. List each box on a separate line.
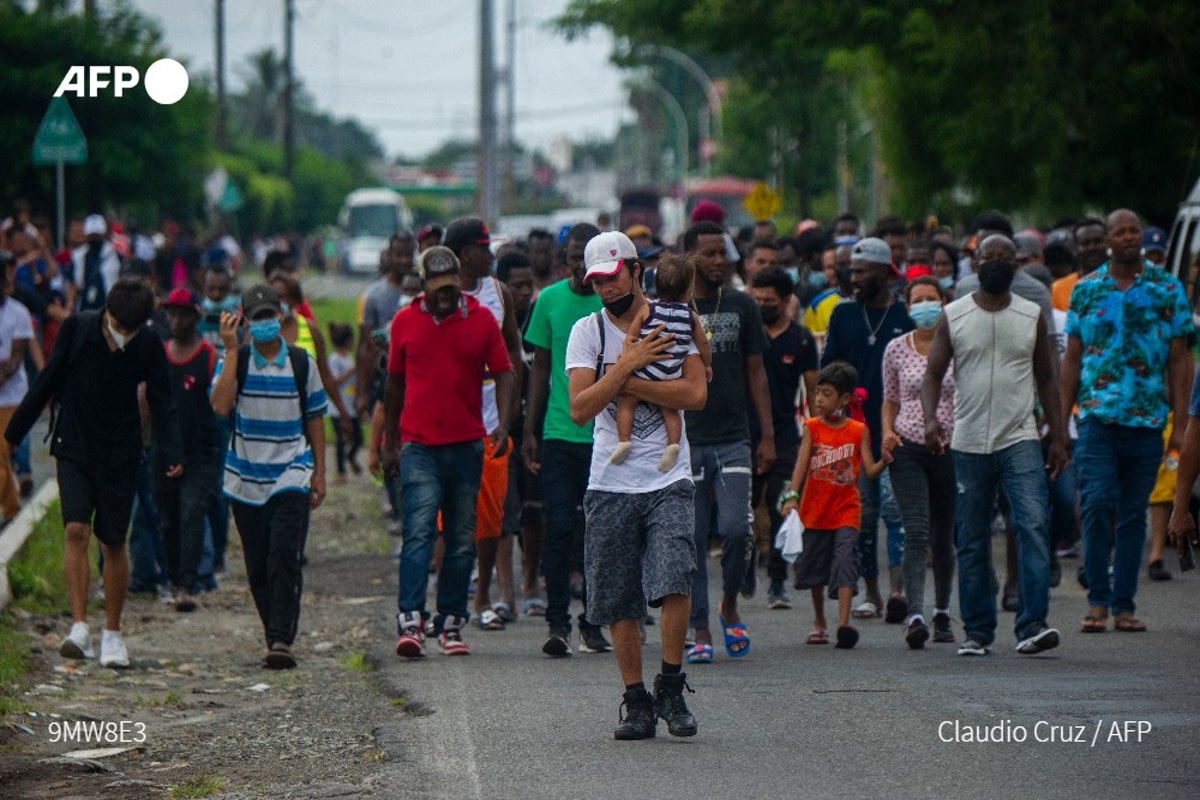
[169, 773, 224, 798]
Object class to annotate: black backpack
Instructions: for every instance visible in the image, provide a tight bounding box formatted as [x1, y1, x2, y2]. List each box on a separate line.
[232, 342, 312, 446]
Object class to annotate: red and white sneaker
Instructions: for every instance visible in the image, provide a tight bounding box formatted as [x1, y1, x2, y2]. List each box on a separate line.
[439, 616, 470, 656]
[395, 612, 426, 658]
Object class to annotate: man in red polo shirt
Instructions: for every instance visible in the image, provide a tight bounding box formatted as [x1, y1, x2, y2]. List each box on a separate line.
[381, 246, 514, 658]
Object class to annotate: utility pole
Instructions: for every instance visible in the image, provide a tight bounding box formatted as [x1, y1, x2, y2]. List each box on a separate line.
[478, 0, 500, 225]
[502, 0, 516, 214]
[283, 0, 295, 182]
[215, 0, 227, 152]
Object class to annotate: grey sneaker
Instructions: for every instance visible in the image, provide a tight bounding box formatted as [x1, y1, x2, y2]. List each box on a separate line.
[957, 638, 991, 656]
[579, 626, 612, 654]
[767, 581, 792, 609]
[931, 613, 955, 643]
[60, 622, 93, 660]
[1016, 625, 1060, 655]
[542, 628, 572, 658]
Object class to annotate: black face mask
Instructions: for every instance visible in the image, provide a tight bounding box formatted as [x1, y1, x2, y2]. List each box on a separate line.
[602, 292, 635, 317]
[759, 305, 782, 325]
[977, 259, 1016, 294]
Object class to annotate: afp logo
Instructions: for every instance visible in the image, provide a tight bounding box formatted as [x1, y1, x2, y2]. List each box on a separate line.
[54, 58, 189, 105]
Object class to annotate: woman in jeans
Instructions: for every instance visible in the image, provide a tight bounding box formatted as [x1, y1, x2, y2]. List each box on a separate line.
[881, 276, 957, 648]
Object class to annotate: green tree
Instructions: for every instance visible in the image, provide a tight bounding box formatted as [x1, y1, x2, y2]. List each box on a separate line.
[0, 2, 212, 223]
[562, 0, 1200, 225]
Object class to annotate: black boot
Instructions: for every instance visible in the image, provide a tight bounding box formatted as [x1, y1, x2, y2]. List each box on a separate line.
[614, 687, 656, 740]
[653, 673, 697, 737]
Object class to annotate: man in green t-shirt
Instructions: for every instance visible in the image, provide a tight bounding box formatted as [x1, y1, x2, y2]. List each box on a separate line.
[523, 223, 609, 657]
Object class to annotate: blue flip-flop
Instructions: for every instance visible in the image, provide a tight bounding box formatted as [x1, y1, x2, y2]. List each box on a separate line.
[719, 616, 751, 658]
[685, 641, 714, 664]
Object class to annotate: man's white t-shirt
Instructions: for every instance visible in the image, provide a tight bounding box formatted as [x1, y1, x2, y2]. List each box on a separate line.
[565, 309, 698, 493]
[0, 298, 32, 407]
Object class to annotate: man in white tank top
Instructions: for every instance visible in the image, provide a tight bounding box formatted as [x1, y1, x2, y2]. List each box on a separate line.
[446, 218, 527, 634]
[922, 235, 1068, 658]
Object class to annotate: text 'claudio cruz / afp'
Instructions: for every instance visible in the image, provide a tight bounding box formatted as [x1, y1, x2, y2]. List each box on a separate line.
[938, 719, 1154, 745]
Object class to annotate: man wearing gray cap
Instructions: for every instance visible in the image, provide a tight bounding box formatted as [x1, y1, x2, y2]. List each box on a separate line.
[820, 236, 914, 620]
[210, 283, 328, 669]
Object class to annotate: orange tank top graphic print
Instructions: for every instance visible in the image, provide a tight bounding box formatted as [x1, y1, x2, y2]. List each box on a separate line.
[799, 417, 865, 531]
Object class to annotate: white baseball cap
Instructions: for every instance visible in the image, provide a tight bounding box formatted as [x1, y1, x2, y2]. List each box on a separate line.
[583, 231, 638, 282]
[83, 214, 107, 236]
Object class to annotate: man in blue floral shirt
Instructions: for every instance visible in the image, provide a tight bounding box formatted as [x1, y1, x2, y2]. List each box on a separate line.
[1062, 208, 1194, 634]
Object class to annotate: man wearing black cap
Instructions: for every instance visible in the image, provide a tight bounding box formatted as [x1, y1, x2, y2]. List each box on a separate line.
[382, 246, 515, 658]
[210, 283, 328, 668]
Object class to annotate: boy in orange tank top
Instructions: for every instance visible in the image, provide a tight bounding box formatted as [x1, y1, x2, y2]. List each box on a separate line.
[780, 362, 888, 649]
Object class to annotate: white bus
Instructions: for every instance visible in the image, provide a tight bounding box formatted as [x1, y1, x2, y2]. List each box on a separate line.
[338, 188, 413, 274]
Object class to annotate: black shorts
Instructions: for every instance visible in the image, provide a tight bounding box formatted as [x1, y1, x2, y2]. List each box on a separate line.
[57, 458, 138, 547]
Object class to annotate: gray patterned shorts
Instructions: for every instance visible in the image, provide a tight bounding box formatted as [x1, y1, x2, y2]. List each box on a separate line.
[582, 479, 697, 626]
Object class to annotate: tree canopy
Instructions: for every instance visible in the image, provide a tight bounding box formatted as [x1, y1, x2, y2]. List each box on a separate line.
[561, 0, 1200, 226]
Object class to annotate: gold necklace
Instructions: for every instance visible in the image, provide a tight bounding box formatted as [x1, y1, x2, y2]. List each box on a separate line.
[691, 286, 722, 341]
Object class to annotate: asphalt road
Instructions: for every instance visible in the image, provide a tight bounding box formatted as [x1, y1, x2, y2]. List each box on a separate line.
[366, 543, 1199, 800]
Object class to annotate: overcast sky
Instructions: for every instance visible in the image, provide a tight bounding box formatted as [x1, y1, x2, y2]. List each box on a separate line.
[126, 0, 630, 160]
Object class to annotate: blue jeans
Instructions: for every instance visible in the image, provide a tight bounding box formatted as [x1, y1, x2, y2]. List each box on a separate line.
[1075, 418, 1163, 616]
[540, 439, 594, 633]
[857, 472, 881, 583]
[953, 440, 1051, 646]
[396, 440, 483, 626]
[207, 417, 232, 570]
[129, 456, 167, 591]
[689, 441, 753, 631]
[880, 470, 905, 569]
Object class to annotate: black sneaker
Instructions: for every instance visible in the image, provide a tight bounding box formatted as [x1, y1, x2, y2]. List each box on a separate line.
[542, 627, 572, 658]
[905, 618, 929, 649]
[614, 687, 657, 740]
[579, 626, 612, 654]
[1016, 624, 1060, 655]
[931, 613, 955, 643]
[653, 673, 697, 737]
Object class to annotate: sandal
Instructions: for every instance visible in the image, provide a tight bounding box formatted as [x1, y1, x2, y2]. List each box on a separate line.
[1113, 614, 1147, 632]
[685, 641, 714, 664]
[1080, 614, 1108, 633]
[806, 629, 829, 645]
[492, 602, 517, 624]
[719, 616, 750, 658]
[476, 609, 505, 631]
[851, 601, 880, 619]
[521, 597, 547, 617]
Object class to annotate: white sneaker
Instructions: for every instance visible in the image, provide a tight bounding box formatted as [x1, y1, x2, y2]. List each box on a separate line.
[99, 629, 130, 668]
[60, 622, 94, 659]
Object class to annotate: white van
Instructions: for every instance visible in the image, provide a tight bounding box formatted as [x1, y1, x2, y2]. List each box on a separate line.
[338, 188, 413, 275]
[1167, 176, 1200, 322]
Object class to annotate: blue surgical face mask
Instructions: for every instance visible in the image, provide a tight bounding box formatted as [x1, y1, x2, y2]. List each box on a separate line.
[202, 295, 240, 314]
[937, 276, 954, 291]
[785, 267, 800, 285]
[808, 271, 828, 290]
[280, 301, 292, 318]
[908, 299, 943, 330]
[248, 318, 281, 343]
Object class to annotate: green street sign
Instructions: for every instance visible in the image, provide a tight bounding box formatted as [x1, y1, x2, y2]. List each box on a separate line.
[32, 97, 87, 165]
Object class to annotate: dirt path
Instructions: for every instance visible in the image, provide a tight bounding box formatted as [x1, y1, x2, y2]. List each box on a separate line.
[1, 470, 406, 799]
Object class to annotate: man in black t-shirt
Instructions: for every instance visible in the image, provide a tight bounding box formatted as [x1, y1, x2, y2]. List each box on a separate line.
[746, 267, 819, 608]
[681, 221, 775, 664]
[821, 237, 914, 617]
